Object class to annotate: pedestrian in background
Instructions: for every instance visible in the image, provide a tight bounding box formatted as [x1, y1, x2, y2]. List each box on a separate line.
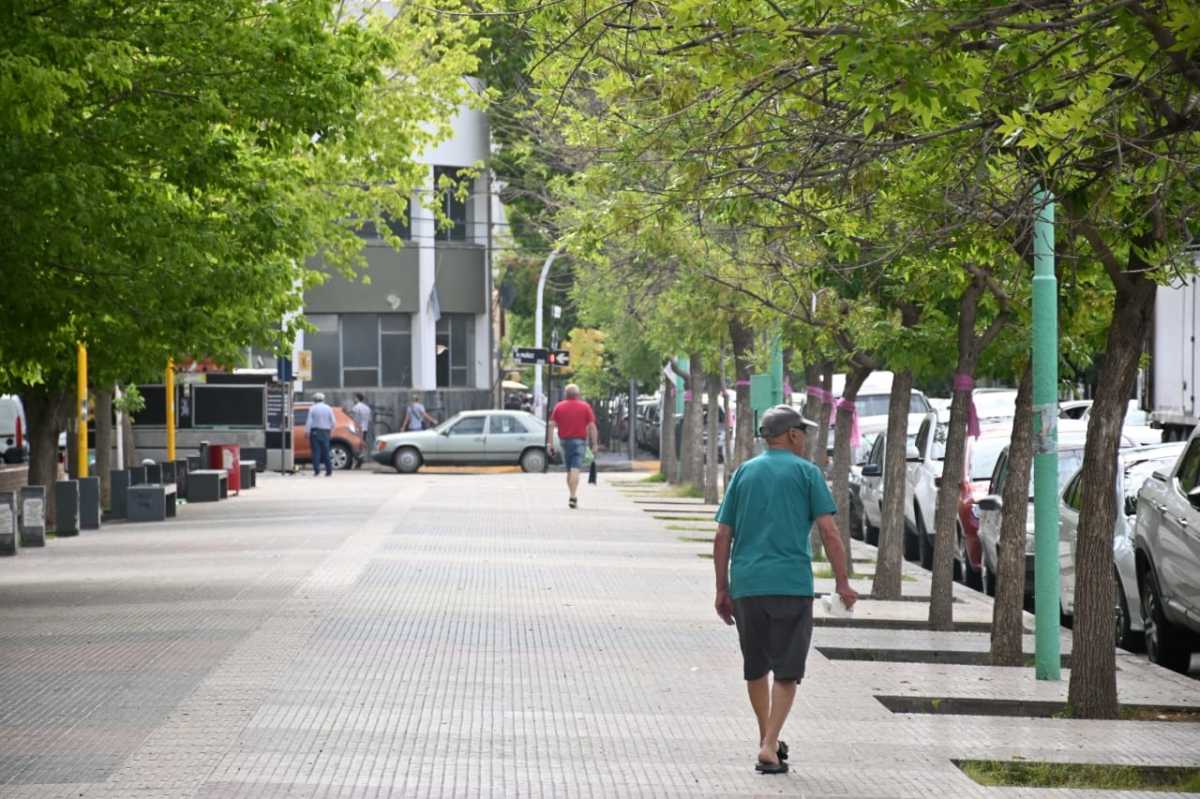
[305, 392, 336, 477]
[402, 393, 437, 432]
[712, 404, 858, 774]
[351, 393, 372, 466]
[547, 384, 598, 509]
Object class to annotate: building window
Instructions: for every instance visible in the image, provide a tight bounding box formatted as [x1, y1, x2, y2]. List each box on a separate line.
[356, 199, 411, 241]
[436, 313, 474, 387]
[305, 313, 412, 388]
[433, 166, 468, 242]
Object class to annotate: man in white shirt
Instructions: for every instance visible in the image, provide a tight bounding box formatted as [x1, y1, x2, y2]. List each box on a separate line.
[305, 393, 336, 476]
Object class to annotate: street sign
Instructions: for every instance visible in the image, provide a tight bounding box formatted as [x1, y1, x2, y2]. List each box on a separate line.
[513, 347, 548, 365]
[548, 349, 571, 367]
[296, 350, 313, 381]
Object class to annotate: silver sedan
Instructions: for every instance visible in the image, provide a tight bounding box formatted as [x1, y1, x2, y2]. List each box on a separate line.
[371, 410, 559, 473]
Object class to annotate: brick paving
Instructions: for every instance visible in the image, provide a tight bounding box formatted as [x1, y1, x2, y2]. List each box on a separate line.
[0, 469, 1197, 798]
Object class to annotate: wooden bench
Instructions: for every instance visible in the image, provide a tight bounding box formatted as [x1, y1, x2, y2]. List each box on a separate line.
[187, 470, 227, 503]
[127, 483, 177, 522]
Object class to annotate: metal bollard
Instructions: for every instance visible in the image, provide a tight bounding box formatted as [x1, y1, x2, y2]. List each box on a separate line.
[110, 469, 130, 519]
[18, 485, 46, 547]
[79, 476, 101, 530]
[55, 479, 80, 537]
[0, 492, 16, 555]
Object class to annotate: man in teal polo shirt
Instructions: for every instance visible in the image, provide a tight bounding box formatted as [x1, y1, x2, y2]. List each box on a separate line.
[713, 404, 858, 775]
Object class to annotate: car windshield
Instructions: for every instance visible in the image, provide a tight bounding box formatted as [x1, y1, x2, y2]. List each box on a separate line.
[854, 394, 927, 417]
[1026, 448, 1084, 499]
[1123, 454, 1180, 499]
[971, 438, 1009, 480]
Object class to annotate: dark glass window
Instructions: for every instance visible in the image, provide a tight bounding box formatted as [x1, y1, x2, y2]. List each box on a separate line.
[489, 415, 528, 435]
[356, 199, 411, 241]
[450, 416, 485, 436]
[306, 314, 340, 388]
[381, 314, 412, 387]
[436, 313, 475, 387]
[433, 166, 468, 241]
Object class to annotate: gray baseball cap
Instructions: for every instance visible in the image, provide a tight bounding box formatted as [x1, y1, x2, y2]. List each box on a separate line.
[312, 392, 326, 402]
[759, 404, 817, 438]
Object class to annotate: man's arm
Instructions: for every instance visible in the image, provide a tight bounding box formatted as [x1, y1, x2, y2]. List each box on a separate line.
[586, 421, 599, 450]
[547, 420, 558, 453]
[815, 515, 859, 608]
[713, 523, 735, 625]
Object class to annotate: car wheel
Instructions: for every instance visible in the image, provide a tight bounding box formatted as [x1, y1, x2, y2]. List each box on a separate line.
[330, 442, 353, 471]
[981, 560, 996, 597]
[392, 447, 422, 474]
[1114, 568, 1139, 652]
[865, 523, 880, 546]
[1140, 566, 1192, 673]
[915, 508, 933, 570]
[520, 448, 547, 473]
[903, 524, 920, 562]
[958, 529, 983, 591]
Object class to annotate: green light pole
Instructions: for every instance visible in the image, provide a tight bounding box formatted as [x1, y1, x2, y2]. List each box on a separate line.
[1032, 187, 1061, 681]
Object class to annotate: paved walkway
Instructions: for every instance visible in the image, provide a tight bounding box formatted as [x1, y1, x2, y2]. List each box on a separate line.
[0, 469, 1197, 798]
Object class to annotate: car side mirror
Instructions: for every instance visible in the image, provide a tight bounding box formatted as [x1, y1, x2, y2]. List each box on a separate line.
[977, 495, 1003, 512]
[905, 443, 921, 462]
[861, 463, 882, 477]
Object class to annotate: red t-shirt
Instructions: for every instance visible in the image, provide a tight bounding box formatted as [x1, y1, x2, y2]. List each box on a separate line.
[551, 399, 596, 439]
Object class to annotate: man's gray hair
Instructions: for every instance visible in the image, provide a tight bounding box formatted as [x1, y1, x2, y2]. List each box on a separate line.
[564, 384, 582, 399]
[312, 392, 326, 402]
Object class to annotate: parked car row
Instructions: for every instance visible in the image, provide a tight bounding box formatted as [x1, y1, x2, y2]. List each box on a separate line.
[847, 388, 1200, 672]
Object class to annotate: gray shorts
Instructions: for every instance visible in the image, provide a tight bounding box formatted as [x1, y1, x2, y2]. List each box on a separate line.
[732, 596, 814, 681]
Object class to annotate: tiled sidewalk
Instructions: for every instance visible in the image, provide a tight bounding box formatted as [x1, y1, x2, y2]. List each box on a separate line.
[0, 469, 1196, 798]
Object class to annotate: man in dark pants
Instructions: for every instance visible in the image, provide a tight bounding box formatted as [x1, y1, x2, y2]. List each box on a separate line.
[305, 392, 335, 477]
[713, 404, 858, 774]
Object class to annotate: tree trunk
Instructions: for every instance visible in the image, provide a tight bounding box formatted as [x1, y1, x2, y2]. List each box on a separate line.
[992, 364, 1034, 665]
[121, 408, 137, 469]
[22, 383, 71, 527]
[813, 361, 834, 467]
[729, 319, 755, 471]
[1068, 279, 1155, 719]
[832, 365, 872, 579]
[95, 387, 113, 509]
[704, 373, 721, 504]
[872, 368, 914, 600]
[681, 353, 704, 489]
[929, 285, 988, 630]
[661, 373, 677, 482]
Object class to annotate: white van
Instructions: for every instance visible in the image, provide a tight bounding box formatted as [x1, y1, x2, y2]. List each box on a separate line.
[0, 395, 28, 463]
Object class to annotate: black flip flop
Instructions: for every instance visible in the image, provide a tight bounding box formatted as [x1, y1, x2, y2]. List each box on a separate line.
[755, 759, 788, 775]
[778, 740, 789, 761]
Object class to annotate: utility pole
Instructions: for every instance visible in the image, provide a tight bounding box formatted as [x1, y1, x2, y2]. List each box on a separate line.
[769, 334, 784, 405]
[1032, 188, 1061, 681]
[76, 343, 88, 478]
[533, 247, 561, 419]
[165, 359, 176, 462]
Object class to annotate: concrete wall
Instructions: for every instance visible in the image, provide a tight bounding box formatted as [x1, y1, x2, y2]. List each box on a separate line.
[305, 244, 421, 314]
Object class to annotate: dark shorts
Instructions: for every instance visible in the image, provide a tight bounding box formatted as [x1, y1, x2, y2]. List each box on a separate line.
[732, 595, 814, 681]
[561, 438, 587, 470]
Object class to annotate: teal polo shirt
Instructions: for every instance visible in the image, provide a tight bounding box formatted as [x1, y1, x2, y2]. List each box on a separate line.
[715, 448, 838, 599]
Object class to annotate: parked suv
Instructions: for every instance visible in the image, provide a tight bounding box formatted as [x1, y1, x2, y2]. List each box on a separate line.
[293, 402, 366, 471]
[1134, 427, 1200, 672]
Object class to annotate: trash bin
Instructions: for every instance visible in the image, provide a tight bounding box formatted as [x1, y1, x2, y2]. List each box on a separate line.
[208, 444, 241, 494]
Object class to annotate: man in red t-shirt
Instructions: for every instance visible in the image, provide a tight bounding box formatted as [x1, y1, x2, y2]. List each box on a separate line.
[548, 384, 599, 509]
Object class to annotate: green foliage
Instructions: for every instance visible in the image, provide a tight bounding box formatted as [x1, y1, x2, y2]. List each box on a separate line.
[0, 1, 481, 393]
[957, 760, 1200, 792]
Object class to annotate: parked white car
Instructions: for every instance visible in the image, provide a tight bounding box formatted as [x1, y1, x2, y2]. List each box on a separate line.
[1134, 427, 1200, 672]
[858, 419, 923, 545]
[1059, 400, 1161, 446]
[976, 435, 1089, 596]
[0, 395, 27, 463]
[1058, 442, 1185, 651]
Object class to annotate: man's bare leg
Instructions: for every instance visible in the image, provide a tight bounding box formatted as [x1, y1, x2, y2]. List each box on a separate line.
[757, 678, 797, 765]
[567, 469, 580, 499]
[746, 676, 770, 745]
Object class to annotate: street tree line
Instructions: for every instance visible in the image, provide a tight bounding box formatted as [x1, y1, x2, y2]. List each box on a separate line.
[478, 0, 1200, 718]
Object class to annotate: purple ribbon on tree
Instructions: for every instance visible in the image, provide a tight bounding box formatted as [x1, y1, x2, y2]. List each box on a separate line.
[835, 398, 860, 447]
[954, 372, 981, 438]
